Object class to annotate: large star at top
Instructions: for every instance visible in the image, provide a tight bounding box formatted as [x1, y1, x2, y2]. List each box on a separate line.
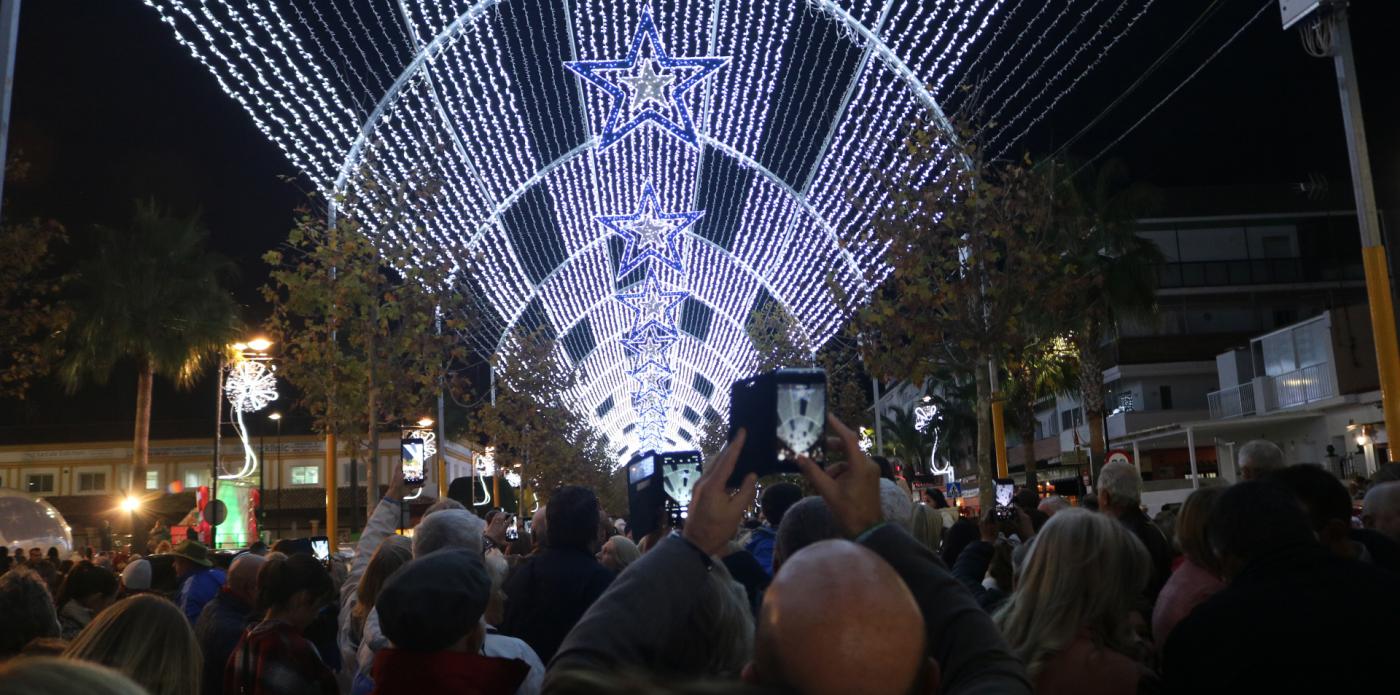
[599, 182, 701, 276]
[564, 7, 729, 149]
[617, 274, 688, 335]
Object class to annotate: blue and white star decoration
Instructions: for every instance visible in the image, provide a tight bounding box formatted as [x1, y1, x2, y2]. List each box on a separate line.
[599, 182, 700, 276]
[564, 6, 728, 150]
[568, 8, 726, 455]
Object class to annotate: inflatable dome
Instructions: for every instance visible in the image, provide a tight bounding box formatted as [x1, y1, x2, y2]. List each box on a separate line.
[0, 488, 73, 555]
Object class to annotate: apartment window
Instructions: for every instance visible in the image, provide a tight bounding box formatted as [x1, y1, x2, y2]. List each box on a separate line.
[1159, 386, 1174, 410]
[184, 471, 207, 489]
[77, 472, 107, 492]
[291, 465, 320, 486]
[146, 470, 160, 491]
[1061, 410, 1073, 430]
[1072, 408, 1084, 427]
[26, 474, 55, 494]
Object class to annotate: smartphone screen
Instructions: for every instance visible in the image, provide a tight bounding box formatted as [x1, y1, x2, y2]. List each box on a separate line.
[629, 454, 655, 486]
[994, 478, 1015, 520]
[660, 451, 703, 507]
[402, 438, 425, 487]
[310, 536, 329, 561]
[775, 376, 825, 461]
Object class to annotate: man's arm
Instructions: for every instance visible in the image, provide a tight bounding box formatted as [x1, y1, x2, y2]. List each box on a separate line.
[546, 536, 710, 675]
[861, 525, 1030, 695]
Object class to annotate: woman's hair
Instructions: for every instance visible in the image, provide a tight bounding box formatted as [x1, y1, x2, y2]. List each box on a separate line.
[0, 657, 150, 695]
[909, 504, 944, 553]
[352, 536, 412, 639]
[1176, 486, 1226, 575]
[62, 594, 200, 695]
[257, 553, 333, 613]
[55, 562, 118, 608]
[603, 536, 641, 571]
[924, 487, 950, 509]
[993, 509, 1151, 679]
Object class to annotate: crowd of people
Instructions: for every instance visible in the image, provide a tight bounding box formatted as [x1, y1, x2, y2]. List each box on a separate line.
[3, 420, 1400, 695]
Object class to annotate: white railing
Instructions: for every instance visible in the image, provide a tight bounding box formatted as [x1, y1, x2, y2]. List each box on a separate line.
[1207, 382, 1256, 419]
[1268, 363, 1336, 410]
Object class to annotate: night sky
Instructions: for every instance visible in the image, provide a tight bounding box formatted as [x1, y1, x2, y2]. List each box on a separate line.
[2, 0, 1395, 443]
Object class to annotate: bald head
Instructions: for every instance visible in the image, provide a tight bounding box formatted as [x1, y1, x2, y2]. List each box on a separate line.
[1364, 481, 1400, 544]
[751, 540, 925, 695]
[227, 554, 267, 604]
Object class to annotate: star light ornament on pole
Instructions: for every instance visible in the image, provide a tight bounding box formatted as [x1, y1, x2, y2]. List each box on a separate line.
[223, 360, 278, 480]
[564, 6, 728, 150]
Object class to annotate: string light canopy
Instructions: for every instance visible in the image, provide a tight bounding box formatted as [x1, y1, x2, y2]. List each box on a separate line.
[148, 0, 1151, 457]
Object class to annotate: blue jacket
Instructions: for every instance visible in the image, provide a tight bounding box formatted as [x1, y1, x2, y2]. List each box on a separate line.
[194, 588, 254, 695]
[744, 526, 777, 575]
[179, 566, 227, 624]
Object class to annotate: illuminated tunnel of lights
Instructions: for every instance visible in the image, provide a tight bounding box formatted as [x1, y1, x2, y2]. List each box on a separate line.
[148, 0, 1151, 458]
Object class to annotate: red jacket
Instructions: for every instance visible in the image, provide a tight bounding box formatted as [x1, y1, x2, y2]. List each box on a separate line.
[370, 647, 529, 695]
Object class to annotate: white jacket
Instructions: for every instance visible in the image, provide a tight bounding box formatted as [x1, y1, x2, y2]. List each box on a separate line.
[336, 496, 404, 695]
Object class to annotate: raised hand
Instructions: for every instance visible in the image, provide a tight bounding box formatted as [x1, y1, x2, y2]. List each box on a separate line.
[682, 429, 758, 556]
[794, 414, 883, 538]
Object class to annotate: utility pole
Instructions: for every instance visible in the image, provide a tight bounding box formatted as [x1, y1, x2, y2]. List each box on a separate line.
[1287, 2, 1400, 462]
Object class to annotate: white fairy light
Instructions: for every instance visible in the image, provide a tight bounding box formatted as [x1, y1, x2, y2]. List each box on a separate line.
[148, 0, 1140, 455]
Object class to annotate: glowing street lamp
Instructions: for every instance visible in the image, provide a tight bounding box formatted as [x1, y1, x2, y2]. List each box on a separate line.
[119, 496, 141, 513]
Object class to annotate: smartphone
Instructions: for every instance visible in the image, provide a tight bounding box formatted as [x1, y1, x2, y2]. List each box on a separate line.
[627, 451, 666, 539]
[402, 437, 425, 488]
[993, 478, 1015, 521]
[727, 368, 827, 488]
[310, 536, 330, 562]
[659, 450, 703, 507]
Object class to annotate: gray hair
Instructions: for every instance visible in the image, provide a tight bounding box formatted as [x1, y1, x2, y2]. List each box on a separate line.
[1238, 440, 1285, 478]
[412, 509, 485, 558]
[1038, 495, 1071, 516]
[1097, 461, 1142, 507]
[1364, 481, 1400, 517]
[775, 496, 839, 570]
[0, 567, 61, 657]
[879, 479, 914, 529]
[423, 497, 466, 517]
[663, 557, 754, 676]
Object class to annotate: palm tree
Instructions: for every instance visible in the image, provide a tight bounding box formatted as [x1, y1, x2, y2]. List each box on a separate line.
[881, 403, 929, 475]
[56, 200, 240, 551]
[1004, 336, 1078, 489]
[1057, 160, 1163, 478]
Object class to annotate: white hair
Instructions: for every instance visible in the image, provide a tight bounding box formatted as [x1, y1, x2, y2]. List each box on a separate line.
[1038, 495, 1071, 516]
[879, 479, 914, 530]
[1097, 461, 1142, 507]
[1364, 481, 1400, 517]
[483, 549, 510, 592]
[412, 509, 485, 558]
[1238, 440, 1285, 476]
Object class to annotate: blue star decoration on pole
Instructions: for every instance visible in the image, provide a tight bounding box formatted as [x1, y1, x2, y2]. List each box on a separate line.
[618, 274, 688, 334]
[630, 362, 673, 395]
[599, 182, 700, 276]
[564, 6, 729, 150]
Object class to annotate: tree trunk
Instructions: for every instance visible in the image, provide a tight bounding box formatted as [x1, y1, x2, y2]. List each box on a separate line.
[131, 359, 154, 553]
[1077, 331, 1107, 481]
[366, 310, 379, 523]
[975, 361, 995, 510]
[1019, 397, 1039, 491]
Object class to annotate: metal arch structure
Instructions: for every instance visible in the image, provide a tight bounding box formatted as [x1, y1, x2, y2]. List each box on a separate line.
[148, 0, 1150, 457]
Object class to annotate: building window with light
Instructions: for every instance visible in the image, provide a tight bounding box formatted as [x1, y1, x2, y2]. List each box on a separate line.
[26, 474, 55, 494]
[290, 465, 320, 486]
[184, 471, 207, 489]
[146, 471, 160, 490]
[78, 472, 107, 493]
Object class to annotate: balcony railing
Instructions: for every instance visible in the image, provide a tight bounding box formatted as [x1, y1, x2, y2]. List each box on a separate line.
[1207, 383, 1256, 419]
[1153, 259, 1363, 289]
[1268, 363, 1336, 410]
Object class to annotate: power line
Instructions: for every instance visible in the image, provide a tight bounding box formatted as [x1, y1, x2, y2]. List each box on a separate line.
[1069, 0, 1274, 180]
[1039, 0, 1228, 166]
